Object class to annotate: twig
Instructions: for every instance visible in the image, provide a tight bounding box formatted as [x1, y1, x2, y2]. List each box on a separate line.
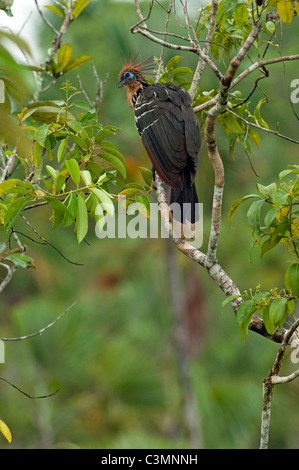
[226, 108, 299, 145]
[189, 0, 218, 101]
[34, 0, 59, 35]
[155, 0, 173, 82]
[0, 376, 59, 399]
[0, 301, 77, 341]
[259, 316, 299, 448]
[0, 262, 17, 295]
[18, 217, 84, 266]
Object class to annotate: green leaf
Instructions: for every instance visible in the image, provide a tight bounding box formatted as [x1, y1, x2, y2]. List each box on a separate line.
[234, 3, 249, 27]
[248, 129, 260, 147]
[221, 293, 248, 310]
[135, 194, 151, 218]
[44, 5, 64, 18]
[0, 179, 28, 196]
[254, 98, 269, 129]
[56, 43, 72, 72]
[286, 299, 295, 316]
[71, 100, 95, 112]
[227, 194, 260, 226]
[277, 0, 294, 24]
[256, 183, 277, 200]
[285, 263, 299, 297]
[66, 159, 81, 186]
[269, 298, 288, 327]
[72, 0, 91, 19]
[63, 55, 92, 73]
[247, 199, 265, 236]
[5, 253, 34, 269]
[264, 207, 278, 228]
[139, 167, 153, 187]
[252, 292, 271, 303]
[260, 234, 282, 257]
[57, 137, 68, 163]
[33, 141, 42, 168]
[272, 191, 289, 208]
[95, 126, 121, 142]
[44, 196, 69, 228]
[166, 56, 182, 70]
[64, 192, 78, 228]
[45, 164, 58, 182]
[5, 196, 31, 233]
[36, 124, 51, 146]
[236, 300, 255, 341]
[99, 141, 126, 165]
[76, 193, 88, 243]
[0, 418, 12, 444]
[260, 306, 277, 335]
[80, 169, 92, 186]
[31, 106, 75, 124]
[100, 153, 126, 179]
[91, 187, 114, 217]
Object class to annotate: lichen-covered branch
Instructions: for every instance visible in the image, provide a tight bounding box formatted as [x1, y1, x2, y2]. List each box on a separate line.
[259, 317, 299, 448]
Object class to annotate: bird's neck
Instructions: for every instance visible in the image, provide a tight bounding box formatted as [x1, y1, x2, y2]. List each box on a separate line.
[126, 78, 149, 110]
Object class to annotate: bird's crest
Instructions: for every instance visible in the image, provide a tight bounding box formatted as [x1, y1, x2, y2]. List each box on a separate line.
[119, 56, 154, 79]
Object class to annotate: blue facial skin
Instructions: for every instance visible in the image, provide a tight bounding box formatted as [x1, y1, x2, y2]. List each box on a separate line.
[118, 71, 136, 88]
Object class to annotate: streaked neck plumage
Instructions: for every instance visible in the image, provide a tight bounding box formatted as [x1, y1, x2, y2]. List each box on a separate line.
[126, 77, 150, 110]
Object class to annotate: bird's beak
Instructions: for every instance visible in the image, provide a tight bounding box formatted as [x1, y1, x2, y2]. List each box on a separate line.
[118, 78, 125, 88]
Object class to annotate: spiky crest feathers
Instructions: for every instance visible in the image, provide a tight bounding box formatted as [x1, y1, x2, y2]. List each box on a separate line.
[119, 56, 153, 80]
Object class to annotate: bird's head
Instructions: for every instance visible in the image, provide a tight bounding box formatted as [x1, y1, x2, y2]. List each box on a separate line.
[118, 70, 138, 88]
[118, 56, 153, 88]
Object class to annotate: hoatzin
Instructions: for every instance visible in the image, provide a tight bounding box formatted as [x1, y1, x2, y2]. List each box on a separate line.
[118, 58, 201, 236]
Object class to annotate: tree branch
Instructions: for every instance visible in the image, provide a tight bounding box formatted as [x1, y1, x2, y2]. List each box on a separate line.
[226, 108, 299, 145]
[0, 301, 77, 341]
[189, 0, 218, 101]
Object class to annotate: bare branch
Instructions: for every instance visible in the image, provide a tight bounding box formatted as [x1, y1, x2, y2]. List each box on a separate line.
[227, 108, 299, 145]
[0, 301, 77, 341]
[0, 262, 17, 295]
[232, 54, 299, 89]
[271, 369, 299, 385]
[189, 0, 218, 101]
[0, 376, 59, 399]
[34, 0, 59, 35]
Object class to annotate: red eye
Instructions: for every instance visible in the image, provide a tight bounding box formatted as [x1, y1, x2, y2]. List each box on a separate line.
[125, 72, 130, 77]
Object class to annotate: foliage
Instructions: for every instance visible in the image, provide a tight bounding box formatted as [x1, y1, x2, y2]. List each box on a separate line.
[1, 0, 299, 449]
[226, 165, 299, 339]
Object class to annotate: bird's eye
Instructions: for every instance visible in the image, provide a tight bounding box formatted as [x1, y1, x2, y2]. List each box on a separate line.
[125, 72, 131, 78]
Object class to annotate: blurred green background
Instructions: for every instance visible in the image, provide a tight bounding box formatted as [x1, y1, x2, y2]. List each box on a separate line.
[0, 0, 298, 449]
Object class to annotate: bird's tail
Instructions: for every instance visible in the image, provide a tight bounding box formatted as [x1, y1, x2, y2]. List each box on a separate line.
[170, 179, 199, 240]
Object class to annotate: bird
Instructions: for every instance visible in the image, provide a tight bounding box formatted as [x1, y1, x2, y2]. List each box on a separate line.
[118, 57, 201, 237]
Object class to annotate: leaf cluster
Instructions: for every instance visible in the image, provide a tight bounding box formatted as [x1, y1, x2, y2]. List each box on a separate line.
[226, 166, 299, 338]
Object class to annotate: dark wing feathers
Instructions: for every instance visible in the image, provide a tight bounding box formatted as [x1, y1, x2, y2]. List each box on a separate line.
[134, 83, 201, 191]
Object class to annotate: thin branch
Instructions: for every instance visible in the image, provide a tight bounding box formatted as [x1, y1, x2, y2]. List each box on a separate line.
[204, 115, 225, 263]
[18, 217, 84, 266]
[232, 54, 299, 89]
[271, 369, 299, 385]
[0, 262, 17, 295]
[226, 108, 299, 145]
[155, 0, 173, 81]
[0, 376, 59, 399]
[34, 0, 59, 35]
[189, 0, 218, 101]
[0, 301, 77, 341]
[260, 316, 299, 448]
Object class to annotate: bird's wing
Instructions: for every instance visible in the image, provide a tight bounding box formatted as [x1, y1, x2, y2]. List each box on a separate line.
[134, 84, 200, 190]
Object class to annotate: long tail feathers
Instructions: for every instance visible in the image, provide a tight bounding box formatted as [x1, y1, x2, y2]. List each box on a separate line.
[170, 183, 199, 239]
